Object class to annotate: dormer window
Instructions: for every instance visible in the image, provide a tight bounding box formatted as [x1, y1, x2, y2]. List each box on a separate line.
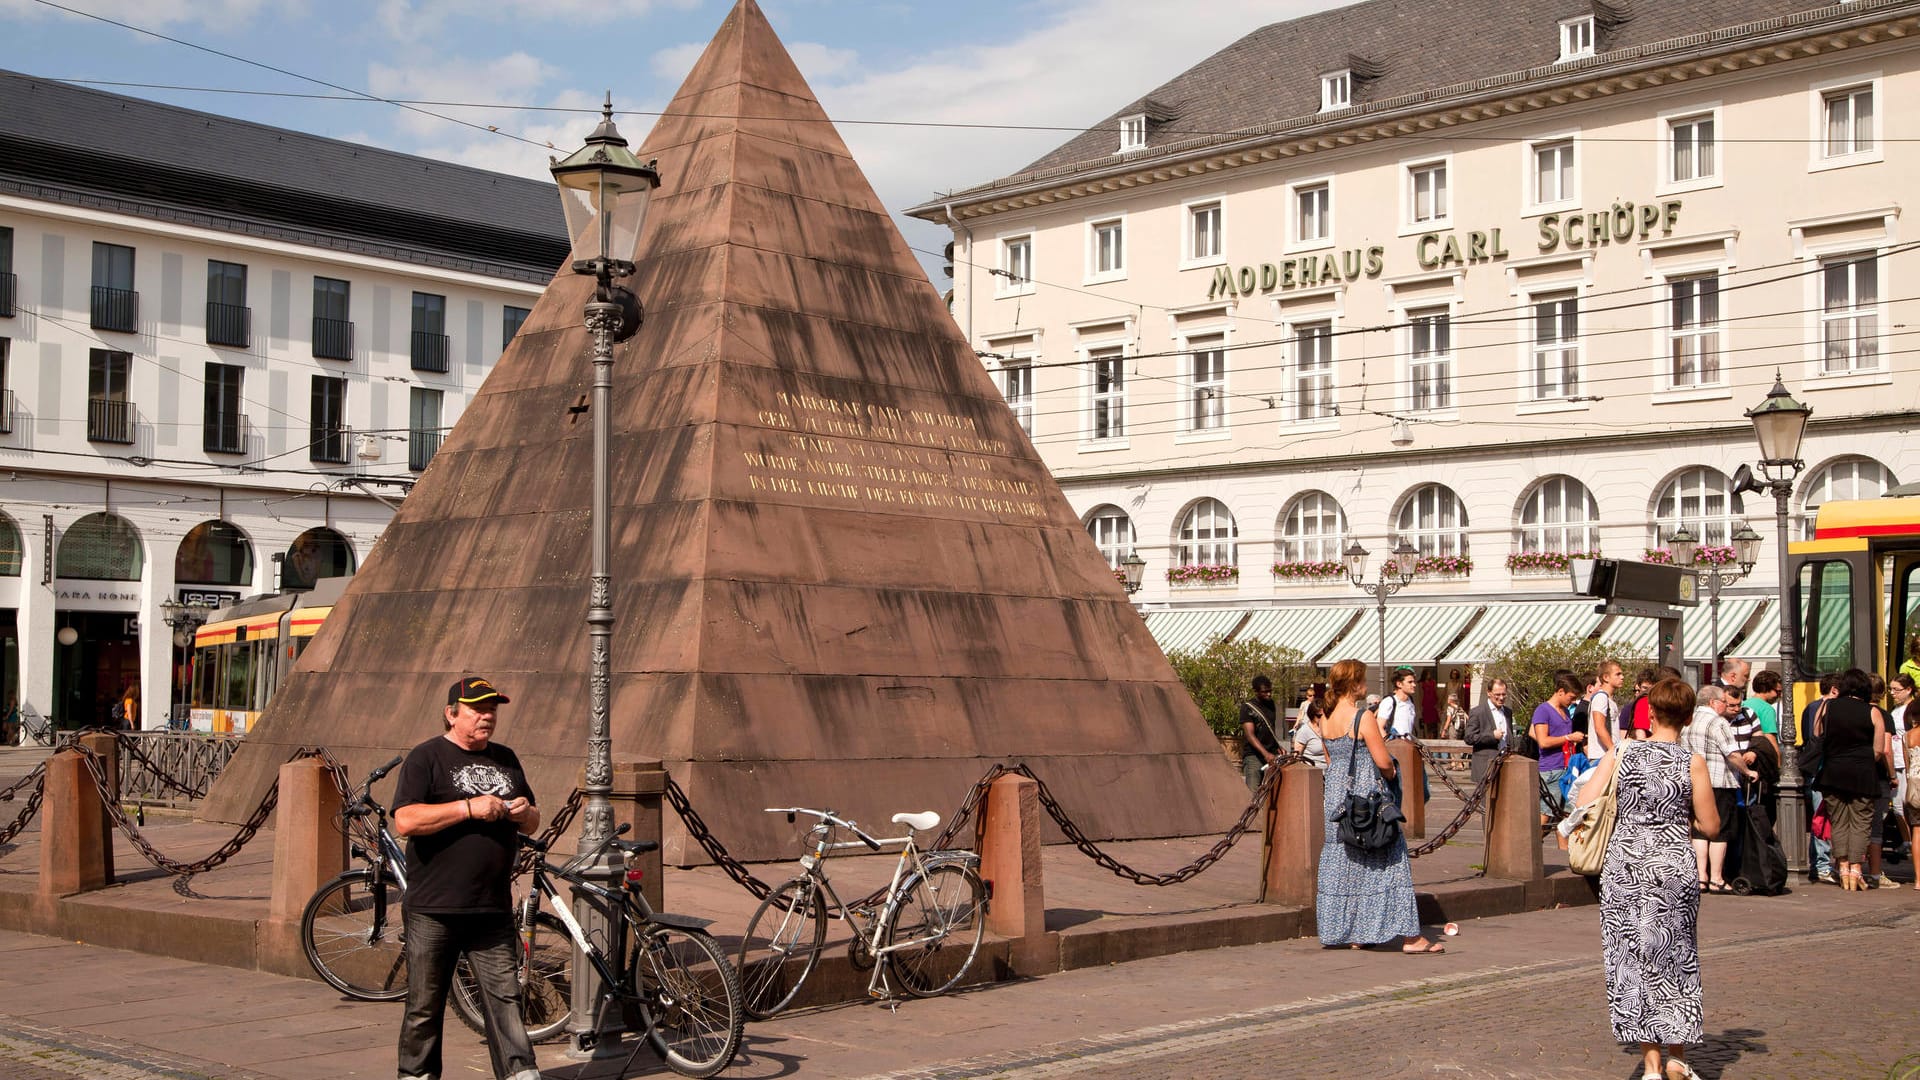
[1118, 114, 1148, 152]
[1321, 70, 1352, 112]
[1559, 16, 1596, 61]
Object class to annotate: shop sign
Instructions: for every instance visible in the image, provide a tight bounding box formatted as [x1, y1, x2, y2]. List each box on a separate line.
[53, 587, 142, 612]
[177, 588, 240, 608]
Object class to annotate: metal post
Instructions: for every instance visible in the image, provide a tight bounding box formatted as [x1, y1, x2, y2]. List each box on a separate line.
[1770, 480, 1808, 872]
[1707, 573, 1722, 672]
[1375, 588, 1389, 700]
[568, 295, 622, 1057]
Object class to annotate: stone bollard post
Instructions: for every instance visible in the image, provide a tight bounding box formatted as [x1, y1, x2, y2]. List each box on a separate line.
[1260, 764, 1323, 908]
[1485, 756, 1544, 882]
[77, 732, 120, 883]
[39, 750, 111, 896]
[976, 773, 1045, 954]
[1388, 741, 1425, 840]
[574, 759, 665, 911]
[269, 757, 347, 922]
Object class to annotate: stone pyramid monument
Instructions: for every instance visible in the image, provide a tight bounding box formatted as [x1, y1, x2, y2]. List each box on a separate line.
[204, 0, 1246, 862]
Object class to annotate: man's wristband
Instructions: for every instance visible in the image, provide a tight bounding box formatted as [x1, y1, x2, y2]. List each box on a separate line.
[464, 798, 472, 821]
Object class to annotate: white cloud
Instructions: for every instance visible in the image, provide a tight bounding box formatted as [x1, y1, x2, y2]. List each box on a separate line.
[366, 52, 557, 139]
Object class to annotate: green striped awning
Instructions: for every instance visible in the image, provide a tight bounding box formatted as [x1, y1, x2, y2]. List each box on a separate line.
[1599, 597, 1765, 660]
[1235, 606, 1364, 664]
[1440, 601, 1605, 665]
[1146, 608, 1249, 654]
[1322, 603, 1482, 668]
[1730, 600, 1782, 661]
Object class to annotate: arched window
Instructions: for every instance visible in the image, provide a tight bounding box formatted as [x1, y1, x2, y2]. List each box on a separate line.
[282, 527, 355, 591]
[176, 520, 254, 587]
[1394, 484, 1469, 558]
[1516, 476, 1599, 555]
[1651, 466, 1742, 547]
[1083, 506, 1136, 568]
[1276, 491, 1346, 564]
[1798, 457, 1896, 539]
[1175, 498, 1238, 567]
[55, 512, 145, 580]
[0, 513, 20, 576]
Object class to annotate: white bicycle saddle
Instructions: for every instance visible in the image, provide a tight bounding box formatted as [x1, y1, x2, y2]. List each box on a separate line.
[892, 810, 941, 832]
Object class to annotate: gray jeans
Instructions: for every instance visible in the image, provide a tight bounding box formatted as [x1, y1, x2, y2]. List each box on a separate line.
[396, 910, 538, 1080]
[1241, 753, 1269, 794]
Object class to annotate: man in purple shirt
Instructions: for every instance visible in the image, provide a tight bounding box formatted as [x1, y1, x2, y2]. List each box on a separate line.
[1531, 671, 1587, 822]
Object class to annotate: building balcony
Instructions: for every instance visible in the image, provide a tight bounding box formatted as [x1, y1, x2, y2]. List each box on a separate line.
[311, 424, 349, 465]
[204, 414, 248, 455]
[409, 430, 443, 471]
[0, 388, 13, 434]
[91, 285, 138, 333]
[411, 330, 450, 373]
[206, 302, 251, 349]
[312, 317, 354, 361]
[0, 271, 15, 317]
[88, 396, 135, 444]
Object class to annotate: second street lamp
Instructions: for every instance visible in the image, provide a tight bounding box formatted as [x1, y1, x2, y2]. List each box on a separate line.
[1666, 522, 1762, 673]
[1120, 552, 1146, 595]
[1746, 373, 1812, 872]
[1345, 538, 1419, 699]
[549, 94, 661, 1057]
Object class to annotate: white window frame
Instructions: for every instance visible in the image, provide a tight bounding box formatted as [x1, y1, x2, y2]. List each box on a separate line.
[1394, 484, 1470, 560]
[1320, 70, 1352, 112]
[1117, 114, 1147, 153]
[1516, 475, 1600, 556]
[1000, 356, 1035, 436]
[1809, 72, 1882, 172]
[1659, 106, 1722, 194]
[1525, 289, 1581, 405]
[1085, 215, 1127, 284]
[1816, 251, 1882, 377]
[1402, 156, 1452, 234]
[1651, 466, 1743, 548]
[1289, 177, 1334, 252]
[1559, 16, 1595, 61]
[1175, 498, 1239, 570]
[1796, 457, 1897, 540]
[1278, 491, 1346, 565]
[1085, 506, 1137, 568]
[1525, 133, 1579, 214]
[1291, 319, 1336, 426]
[1182, 197, 1226, 269]
[1180, 333, 1229, 439]
[1406, 305, 1453, 413]
[1665, 271, 1725, 394]
[997, 232, 1034, 298]
[1083, 345, 1128, 448]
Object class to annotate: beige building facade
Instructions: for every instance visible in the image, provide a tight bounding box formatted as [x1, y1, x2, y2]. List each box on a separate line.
[912, 0, 1920, 689]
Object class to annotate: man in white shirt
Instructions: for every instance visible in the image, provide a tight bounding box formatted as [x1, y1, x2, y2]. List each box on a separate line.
[1588, 660, 1623, 752]
[1380, 667, 1418, 740]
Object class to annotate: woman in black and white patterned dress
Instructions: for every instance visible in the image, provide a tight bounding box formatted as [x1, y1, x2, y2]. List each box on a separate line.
[1577, 677, 1721, 1080]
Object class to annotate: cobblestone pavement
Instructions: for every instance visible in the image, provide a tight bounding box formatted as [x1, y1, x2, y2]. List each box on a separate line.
[0, 1019, 277, 1080]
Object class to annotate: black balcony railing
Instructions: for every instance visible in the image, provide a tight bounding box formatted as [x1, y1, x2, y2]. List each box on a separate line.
[312, 316, 354, 360]
[88, 396, 134, 443]
[204, 414, 244, 454]
[411, 330, 450, 373]
[409, 430, 443, 471]
[311, 425, 349, 465]
[91, 285, 138, 333]
[0, 388, 14, 434]
[0, 272, 15, 317]
[206, 301, 251, 348]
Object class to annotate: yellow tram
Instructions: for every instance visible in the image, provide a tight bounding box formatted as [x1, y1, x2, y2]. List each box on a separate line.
[1787, 493, 1920, 707]
[187, 576, 347, 733]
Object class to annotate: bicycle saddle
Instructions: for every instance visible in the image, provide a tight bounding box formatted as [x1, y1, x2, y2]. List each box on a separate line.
[892, 811, 940, 832]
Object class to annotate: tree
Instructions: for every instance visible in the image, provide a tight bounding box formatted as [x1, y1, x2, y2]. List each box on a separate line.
[1166, 637, 1311, 738]
[1480, 634, 1651, 718]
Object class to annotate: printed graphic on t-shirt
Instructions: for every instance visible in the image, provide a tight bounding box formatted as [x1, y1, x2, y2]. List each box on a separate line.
[452, 763, 517, 797]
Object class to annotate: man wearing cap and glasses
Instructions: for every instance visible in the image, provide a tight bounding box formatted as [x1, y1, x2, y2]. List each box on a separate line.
[393, 677, 541, 1080]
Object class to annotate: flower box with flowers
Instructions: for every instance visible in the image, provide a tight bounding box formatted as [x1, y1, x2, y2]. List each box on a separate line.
[1504, 550, 1600, 576]
[1167, 564, 1240, 587]
[1383, 555, 1475, 578]
[1271, 560, 1345, 582]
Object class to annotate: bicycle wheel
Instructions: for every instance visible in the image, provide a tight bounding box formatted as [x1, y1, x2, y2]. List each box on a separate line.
[449, 911, 574, 1042]
[300, 868, 408, 1000]
[883, 862, 985, 998]
[631, 926, 743, 1078]
[737, 878, 826, 1020]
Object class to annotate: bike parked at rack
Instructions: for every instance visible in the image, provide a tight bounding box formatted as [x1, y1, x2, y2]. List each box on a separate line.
[735, 806, 987, 1019]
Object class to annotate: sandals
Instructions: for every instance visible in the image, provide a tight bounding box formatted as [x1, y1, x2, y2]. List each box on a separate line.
[1665, 1061, 1702, 1080]
[1401, 938, 1445, 954]
[1705, 880, 1733, 894]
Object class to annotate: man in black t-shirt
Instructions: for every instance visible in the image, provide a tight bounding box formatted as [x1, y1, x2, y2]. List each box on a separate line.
[1239, 676, 1283, 793]
[393, 676, 541, 1080]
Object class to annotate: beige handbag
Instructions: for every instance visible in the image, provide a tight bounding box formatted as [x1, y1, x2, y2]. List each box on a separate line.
[1567, 747, 1621, 876]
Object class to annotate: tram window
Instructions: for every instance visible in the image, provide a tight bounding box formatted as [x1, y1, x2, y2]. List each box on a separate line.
[255, 639, 278, 707]
[192, 647, 218, 707]
[222, 644, 253, 711]
[1799, 560, 1854, 674]
[1899, 563, 1920, 673]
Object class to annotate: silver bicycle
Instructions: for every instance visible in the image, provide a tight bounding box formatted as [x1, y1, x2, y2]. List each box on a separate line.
[735, 806, 987, 1019]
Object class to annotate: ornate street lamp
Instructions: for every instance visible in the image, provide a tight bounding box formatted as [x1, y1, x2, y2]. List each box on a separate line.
[1746, 374, 1812, 871]
[550, 94, 660, 1057]
[1119, 552, 1146, 595]
[1345, 538, 1419, 698]
[159, 599, 214, 730]
[1666, 522, 1763, 671]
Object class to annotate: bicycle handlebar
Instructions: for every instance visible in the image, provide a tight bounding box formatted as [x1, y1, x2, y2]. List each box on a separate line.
[366, 755, 403, 785]
[763, 806, 883, 851]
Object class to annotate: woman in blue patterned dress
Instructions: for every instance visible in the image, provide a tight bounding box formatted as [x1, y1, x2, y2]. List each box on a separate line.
[1315, 658, 1442, 953]
[1577, 677, 1720, 1080]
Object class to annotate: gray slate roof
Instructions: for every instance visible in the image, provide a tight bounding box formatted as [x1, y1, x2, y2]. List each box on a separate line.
[998, 0, 1845, 188]
[0, 72, 568, 283]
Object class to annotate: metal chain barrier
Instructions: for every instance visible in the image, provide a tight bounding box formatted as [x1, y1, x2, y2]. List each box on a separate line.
[0, 769, 47, 847]
[74, 744, 295, 877]
[662, 775, 776, 901]
[1412, 738, 1473, 801]
[1407, 750, 1512, 859]
[511, 787, 585, 879]
[0, 761, 48, 804]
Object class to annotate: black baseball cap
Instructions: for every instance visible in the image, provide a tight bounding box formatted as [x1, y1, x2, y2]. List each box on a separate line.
[448, 676, 510, 707]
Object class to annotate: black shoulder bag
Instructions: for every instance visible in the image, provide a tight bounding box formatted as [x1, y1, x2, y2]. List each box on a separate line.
[1333, 725, 1405, 852]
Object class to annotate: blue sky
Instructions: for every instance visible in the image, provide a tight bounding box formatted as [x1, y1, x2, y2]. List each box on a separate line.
[1, 0, 1331, 277]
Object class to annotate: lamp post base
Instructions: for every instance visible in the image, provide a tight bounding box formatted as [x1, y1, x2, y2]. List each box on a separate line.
[1777, 781, 1810, 874]
[565, 854, 624, 1058]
